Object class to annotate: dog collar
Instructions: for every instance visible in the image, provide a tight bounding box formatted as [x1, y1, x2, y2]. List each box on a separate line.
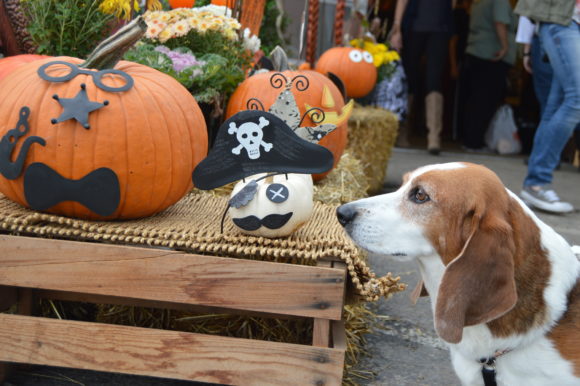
[479, 349, 512, 386]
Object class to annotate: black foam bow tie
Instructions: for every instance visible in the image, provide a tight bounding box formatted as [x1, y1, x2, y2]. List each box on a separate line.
[23, 163, 120, 217]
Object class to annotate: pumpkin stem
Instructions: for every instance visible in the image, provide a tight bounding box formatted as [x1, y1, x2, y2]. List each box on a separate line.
[81, 17, 147, 70]
[269, 45, 290, 72]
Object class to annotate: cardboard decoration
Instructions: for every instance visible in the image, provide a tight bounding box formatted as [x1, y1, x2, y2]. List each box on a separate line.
[23, 162, 120, 217]
[192, 110, 334, 190]
[51, 83, 109, 129]
[0, 107, 45, 180]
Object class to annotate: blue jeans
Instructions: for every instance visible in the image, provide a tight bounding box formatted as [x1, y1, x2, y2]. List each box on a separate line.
[525, 21, 580, 187]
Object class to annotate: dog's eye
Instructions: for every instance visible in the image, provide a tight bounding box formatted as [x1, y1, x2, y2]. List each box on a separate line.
[410, 187, 430, 204]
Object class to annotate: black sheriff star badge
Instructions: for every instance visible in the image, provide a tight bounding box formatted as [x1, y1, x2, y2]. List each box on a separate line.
[51, 83, 109, 129]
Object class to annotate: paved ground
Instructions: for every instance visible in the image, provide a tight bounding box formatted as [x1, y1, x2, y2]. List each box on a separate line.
[351, 147, 580, 386]
[3, 147, 579, 386]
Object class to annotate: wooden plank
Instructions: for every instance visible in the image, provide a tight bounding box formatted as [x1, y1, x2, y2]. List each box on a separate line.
[0, 235, 345, 320]
[312, 319, 331, 348]
[0, 285, 17, 312]
[0, 314, 344, 386]
[332, 320, 347, 350]
[36, 289, 301, 320]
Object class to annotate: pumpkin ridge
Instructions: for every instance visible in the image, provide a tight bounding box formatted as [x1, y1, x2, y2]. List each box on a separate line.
[132, 77, 159, 213]
[138, 76, 174, 216]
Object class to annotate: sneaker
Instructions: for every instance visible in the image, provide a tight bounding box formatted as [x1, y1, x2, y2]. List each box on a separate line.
[520, 186, 574, 214]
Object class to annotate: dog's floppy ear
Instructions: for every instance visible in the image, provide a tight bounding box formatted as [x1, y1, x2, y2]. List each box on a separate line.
[434, 213, 518, 344]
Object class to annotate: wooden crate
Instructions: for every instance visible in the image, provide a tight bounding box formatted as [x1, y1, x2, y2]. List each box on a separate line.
[0, 235, 347, 385]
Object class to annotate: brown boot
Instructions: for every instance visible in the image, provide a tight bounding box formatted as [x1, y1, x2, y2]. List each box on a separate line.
[425, 91, 443, 155]
[396, 94, 414, 147]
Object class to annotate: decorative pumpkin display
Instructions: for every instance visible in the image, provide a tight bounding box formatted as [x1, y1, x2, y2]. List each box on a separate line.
[226, 48, 353, 181]
[229, 173, 313, 238]
[315, 47, 377, 98]
[168, 0, 196, 8]
[0, 18, 208, 220]
[0, 54, 49, 82]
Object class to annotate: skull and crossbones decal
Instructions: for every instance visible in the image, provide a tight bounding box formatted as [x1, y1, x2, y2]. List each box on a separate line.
[228, 116, 273, 160]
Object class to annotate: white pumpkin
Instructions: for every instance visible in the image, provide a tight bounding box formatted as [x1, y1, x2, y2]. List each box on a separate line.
[228, 173, 314, 238]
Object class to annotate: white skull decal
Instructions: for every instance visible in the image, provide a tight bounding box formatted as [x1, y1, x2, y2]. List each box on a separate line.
[228, 116, 273, 159]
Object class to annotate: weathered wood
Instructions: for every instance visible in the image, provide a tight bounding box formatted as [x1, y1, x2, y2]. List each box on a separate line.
[332, 320, 347, 350]
[17, 288, 36, 316]
[0, 235, 345, 320]
[0, 285, 17, 312]
[313, 318, 331, 348]
[36, 289, 301, 320]
[0, 314, 345, 386]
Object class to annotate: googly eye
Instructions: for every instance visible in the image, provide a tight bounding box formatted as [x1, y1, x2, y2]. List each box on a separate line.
[349, 50, 362, 63]
[363, 51, 374, 63]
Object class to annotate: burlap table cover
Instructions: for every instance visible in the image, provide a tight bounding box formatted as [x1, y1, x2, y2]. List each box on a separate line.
[0, 191, 404, 301]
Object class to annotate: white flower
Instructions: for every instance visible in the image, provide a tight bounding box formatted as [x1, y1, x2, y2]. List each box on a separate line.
[242, 27, 261, 53]
[196, 5, 232, 18]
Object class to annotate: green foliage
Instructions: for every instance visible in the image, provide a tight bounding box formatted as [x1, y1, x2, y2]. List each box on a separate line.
[259, 0, 290, 55]
[125, 40, 246, 104]
[23, 0, 115, 57]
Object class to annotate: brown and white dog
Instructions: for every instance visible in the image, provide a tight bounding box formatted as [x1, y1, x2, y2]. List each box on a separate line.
[337, 162, 580, 386]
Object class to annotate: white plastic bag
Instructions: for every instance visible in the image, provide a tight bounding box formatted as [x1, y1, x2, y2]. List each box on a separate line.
[485, 104, 522, 155]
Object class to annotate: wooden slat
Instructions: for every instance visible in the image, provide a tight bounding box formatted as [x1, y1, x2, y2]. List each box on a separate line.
[0, 235, 345, 320]
[0, 314, 344, 386]
[313, 319, 331, 348]
[0, 285, 16, 312]
[35, 289, 301, 320]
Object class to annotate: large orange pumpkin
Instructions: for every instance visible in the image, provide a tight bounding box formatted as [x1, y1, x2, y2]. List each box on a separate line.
[315, 47, 377, 98]
[226, 70, 352, 180]
[168, 0, 196, 8]
[0, 54, 49, 81]
[0, 18, 208, 220]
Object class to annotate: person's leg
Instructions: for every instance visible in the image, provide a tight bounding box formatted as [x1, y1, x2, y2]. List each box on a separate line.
[424, 32, 449, 154]
[530, 34, 552, 114]
[400, 31, 427, 147]
[522, 22, 580, 213]
[461, 55, 507, 149]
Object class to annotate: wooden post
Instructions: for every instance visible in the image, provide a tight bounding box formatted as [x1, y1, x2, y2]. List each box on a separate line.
[306, 0, 319, 66]
[334, 0, 346, 46]
[240, 0, 267, 36]
[0, 1, 22, 55]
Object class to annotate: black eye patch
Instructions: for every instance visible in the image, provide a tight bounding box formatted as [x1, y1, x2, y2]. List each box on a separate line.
[232, 212, 293, 231]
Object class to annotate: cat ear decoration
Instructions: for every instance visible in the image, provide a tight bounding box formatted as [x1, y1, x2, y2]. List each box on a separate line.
[267, 80, 337, 144]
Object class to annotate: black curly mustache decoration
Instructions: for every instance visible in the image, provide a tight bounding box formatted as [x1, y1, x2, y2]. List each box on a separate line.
[23, 163, 120, 217]
[0, 107, 46, 180]
[232, 212, 293, 231]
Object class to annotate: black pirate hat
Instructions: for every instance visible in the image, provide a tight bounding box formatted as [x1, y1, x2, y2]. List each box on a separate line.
[192, 110, 334, 190]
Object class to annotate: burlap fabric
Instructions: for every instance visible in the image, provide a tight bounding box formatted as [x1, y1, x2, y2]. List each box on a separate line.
[0, 191, 404, 301]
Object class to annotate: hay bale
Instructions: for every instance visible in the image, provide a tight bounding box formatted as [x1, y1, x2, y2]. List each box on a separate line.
[313, 151, 368, 205]
[346, 106, 399, 194]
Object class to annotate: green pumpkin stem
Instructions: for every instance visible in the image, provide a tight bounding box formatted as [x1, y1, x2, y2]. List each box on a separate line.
[81, 16, 147, 70]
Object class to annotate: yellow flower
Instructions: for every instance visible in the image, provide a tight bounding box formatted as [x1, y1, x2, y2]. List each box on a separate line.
[99, 0, 139, 20]
[158, 28, 173, 43]
[376, 43, 388, 52]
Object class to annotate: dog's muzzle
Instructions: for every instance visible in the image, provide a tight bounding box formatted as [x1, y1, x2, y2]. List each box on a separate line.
[336, 204, 358, 227]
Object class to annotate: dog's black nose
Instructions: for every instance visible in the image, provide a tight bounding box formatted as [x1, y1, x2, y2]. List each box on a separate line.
[336, 205, 357, 227]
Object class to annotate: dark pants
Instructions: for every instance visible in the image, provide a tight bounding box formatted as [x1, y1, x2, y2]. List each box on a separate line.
[402, 31, 449, 95]
[459, 54, 510, 149]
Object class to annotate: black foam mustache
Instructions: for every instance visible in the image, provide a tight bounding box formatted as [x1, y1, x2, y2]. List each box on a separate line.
[23, 162, 120, 217]
[232, 212, 293, 231]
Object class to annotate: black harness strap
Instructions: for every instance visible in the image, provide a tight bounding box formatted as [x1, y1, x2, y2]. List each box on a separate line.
[480, 357, 497, 386]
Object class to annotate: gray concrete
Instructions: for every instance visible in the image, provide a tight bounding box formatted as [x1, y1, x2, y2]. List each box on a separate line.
[351, 147, 580, 386]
